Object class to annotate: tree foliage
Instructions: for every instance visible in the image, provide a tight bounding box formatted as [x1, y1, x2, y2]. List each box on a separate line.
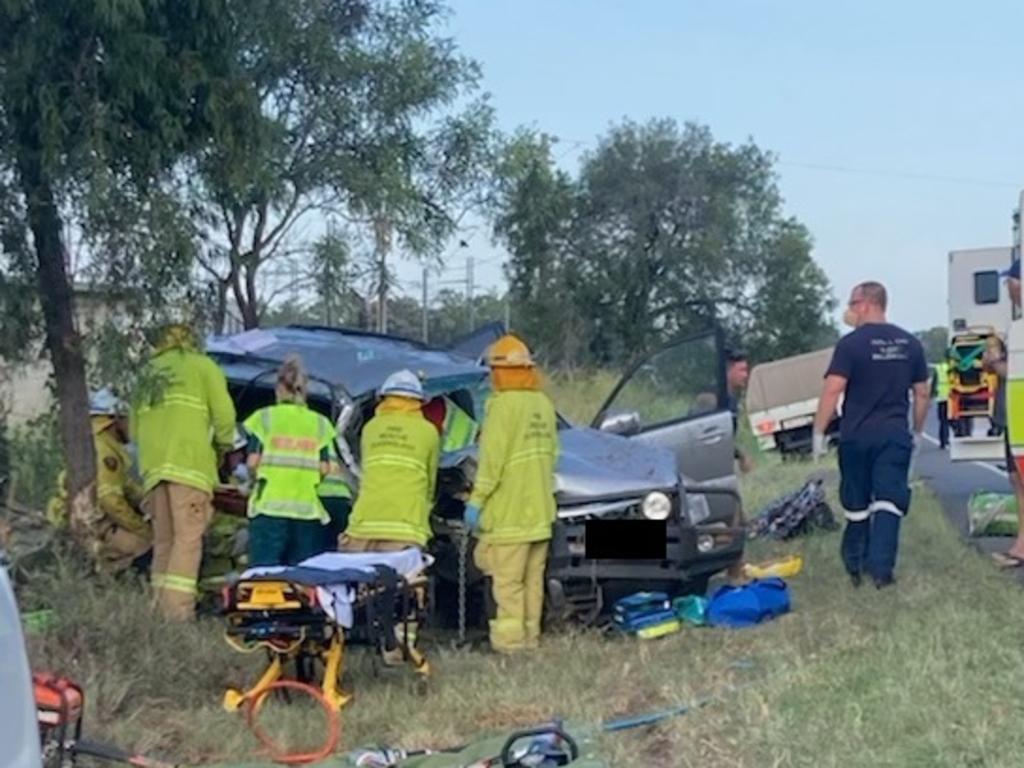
[492, 120, 837, 367]
[916, 326, 949, 364]
[191, 0, 495, 332]
[0, 0, 239, 513]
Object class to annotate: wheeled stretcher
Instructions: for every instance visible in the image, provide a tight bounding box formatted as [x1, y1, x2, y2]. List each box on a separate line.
[220, 550, 433, 712]
[948, 329, 1000, 423]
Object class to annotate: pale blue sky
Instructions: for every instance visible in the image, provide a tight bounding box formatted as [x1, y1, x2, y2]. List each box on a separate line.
[423, 0, 1024, 332]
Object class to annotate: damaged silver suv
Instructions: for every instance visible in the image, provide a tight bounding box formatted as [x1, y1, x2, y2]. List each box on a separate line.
[208, 324, 744, 624]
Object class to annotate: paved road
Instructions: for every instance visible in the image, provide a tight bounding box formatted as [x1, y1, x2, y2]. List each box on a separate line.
[917, 407, 1013, 558]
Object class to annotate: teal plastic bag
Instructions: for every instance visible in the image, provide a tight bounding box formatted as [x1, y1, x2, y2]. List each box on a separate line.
[673, 595, 709, 626]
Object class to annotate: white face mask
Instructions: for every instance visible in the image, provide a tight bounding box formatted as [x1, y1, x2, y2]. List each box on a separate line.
[842, 308, 859, 328]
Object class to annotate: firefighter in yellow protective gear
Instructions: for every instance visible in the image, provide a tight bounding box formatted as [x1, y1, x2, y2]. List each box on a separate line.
[47, 389, 152, 573]
[465, 335, 558, 653]
[341, 369, 439, 668]
[342, 369, 439, 552]
[132, 324, 236, 621]
[244, 356, 335, 567]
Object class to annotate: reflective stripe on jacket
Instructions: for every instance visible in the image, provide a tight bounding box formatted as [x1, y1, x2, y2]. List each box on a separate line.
[318, 443, 353, 499]
[469, 390, 559, 544]
[244, 403, 334, 522]
[132, 347, 236, 493]
[345, 410, 439, 546]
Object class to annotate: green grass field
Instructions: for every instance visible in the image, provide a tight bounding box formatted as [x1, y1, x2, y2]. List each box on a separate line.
[16, 375, 1024, 766]
[21, 457, 1024, 767]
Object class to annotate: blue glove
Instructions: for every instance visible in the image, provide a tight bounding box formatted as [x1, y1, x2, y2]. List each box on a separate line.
[463, 504, 481, 532]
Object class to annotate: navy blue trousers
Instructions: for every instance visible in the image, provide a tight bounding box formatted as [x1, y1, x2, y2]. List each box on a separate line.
[837, 432, 913, 583]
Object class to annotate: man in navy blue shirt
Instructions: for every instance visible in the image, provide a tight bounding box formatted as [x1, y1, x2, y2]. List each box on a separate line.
[812, 281, 930, 588]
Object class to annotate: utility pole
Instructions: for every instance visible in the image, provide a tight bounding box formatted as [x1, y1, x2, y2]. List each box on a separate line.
[466, 255, 475, 331]
[421, 264, 429, 343]
[373, 217, 391, 334]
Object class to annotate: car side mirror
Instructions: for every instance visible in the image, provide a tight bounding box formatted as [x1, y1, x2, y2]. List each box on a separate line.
[598, 411, 641, 436]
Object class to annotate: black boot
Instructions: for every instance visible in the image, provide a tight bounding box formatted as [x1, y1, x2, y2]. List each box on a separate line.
[873, 575, 895, 590]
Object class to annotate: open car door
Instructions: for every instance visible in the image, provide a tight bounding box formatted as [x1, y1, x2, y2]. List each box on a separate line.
[591, 330, 738, 521]
[445, 322, 506, 363]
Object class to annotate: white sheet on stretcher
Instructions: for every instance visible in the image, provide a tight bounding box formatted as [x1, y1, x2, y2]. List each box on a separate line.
[241, 549, 430, 628]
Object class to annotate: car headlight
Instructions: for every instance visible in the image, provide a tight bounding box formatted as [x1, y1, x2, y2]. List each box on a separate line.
[642, 491, 672, 520]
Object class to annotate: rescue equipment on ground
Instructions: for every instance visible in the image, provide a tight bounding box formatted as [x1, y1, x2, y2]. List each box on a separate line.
[34, 672, 178, 768]
[671, 595, 709, 626]
[221, 550, 433, 714]
[612, 592, 681, 639]
[344, 722, 597, 768]
[741, 554, 804, 580]
[243, 679, 341, 765]
[706, 578, 792, 629]
[967, 492, 1019, 537]
[947, 328, 1000, 429]
[748, 479, 838, 540]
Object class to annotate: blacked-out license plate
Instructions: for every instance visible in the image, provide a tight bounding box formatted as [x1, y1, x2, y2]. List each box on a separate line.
[584, 520, 667, 560]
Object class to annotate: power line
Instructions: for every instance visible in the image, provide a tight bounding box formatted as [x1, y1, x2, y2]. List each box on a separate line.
[770, 160, 1022, 190]
[554, 132, 1024, 190]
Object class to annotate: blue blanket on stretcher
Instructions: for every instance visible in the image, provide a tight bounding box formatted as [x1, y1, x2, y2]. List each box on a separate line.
[239, 550, 429, 628]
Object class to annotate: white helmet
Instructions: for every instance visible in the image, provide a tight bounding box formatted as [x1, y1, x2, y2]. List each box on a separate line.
[89, 388, 123, 417]
[379, 369, 425, 401]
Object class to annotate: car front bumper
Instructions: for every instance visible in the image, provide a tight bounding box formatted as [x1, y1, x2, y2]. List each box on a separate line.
[546, 517, 745, 585]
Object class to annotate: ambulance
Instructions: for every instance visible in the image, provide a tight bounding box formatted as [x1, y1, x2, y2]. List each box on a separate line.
[947, 246, 1014, 461]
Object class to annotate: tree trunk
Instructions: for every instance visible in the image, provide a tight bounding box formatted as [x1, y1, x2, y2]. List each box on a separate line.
[373, 217, 392, 333]
[229, 261, 259, 330]
[17, 155, 96, 521]
[212, 277, 228, 335]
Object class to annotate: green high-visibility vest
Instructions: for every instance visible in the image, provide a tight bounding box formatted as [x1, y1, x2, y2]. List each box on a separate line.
[244, 403, 334, 522]
[442, 399, 478, 453]
[934, 361, 950, 402]
[318, 444, 352, 499]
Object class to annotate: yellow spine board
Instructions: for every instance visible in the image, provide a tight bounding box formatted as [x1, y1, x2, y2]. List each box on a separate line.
[636, 620, 682, 640]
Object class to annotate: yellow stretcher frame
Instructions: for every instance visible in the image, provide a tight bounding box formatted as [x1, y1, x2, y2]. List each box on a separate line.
[221, 573, 432, 713]
[948, 329, 1000, 420]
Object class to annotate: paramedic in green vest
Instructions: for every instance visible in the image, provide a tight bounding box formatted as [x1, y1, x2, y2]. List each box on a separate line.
[244, 356, 336, 567]
[932, 361, 950, 449]
[318, 442, 353, 551]
[464, 335, 558, 653]
[422, 395, 478, 453]
[341, 369, 439, 553]
[133, 323, 236, 622]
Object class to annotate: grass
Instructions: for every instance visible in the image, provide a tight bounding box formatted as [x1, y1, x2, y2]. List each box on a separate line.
[21, 456, 1024, 767]
[16, 376, 1024, 766]
[545, 370, 621, 425]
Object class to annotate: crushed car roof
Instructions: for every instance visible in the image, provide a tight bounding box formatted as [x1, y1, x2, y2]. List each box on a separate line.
[206, 325, 488, 399]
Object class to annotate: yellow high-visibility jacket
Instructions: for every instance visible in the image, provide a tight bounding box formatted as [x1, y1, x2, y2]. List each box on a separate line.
[346, 410, 439, 546]
[132, 346, 236, 494]
[469, 390, 559, 544]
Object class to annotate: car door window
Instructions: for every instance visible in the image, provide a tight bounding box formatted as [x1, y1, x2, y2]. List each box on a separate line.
[596, 333, 724, 431]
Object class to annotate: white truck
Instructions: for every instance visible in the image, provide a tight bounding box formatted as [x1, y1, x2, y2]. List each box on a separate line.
[746, 346, 838, 455]
[947, 246, 1014, 462]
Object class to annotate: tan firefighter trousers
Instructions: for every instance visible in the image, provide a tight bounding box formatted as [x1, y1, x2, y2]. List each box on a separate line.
[145, 482, 213, 621]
